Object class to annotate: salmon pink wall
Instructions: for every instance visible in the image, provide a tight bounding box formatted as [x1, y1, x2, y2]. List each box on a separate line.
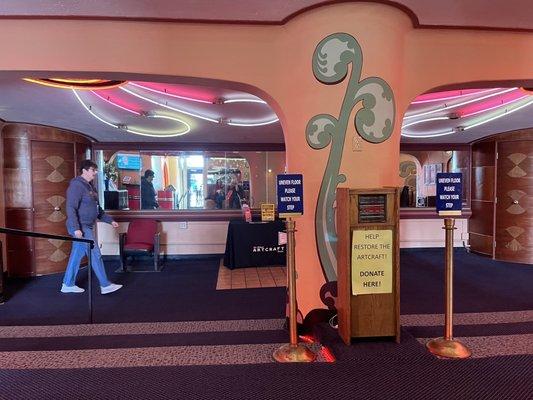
[1, 2, 533, 316]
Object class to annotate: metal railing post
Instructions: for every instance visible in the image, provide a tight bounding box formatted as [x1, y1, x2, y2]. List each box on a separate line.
[0, 227, 95, 321]
[87, 241, 93, 324]
[0, 240, 4, 304]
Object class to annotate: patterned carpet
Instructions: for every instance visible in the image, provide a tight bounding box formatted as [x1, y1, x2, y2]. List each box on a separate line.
[0, 319, 328, 369]
[0, 249, 531, 399]
[402, 311, 533, 358]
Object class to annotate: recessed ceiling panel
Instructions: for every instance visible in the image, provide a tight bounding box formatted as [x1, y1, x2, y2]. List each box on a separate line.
[0, 75, 283, 143]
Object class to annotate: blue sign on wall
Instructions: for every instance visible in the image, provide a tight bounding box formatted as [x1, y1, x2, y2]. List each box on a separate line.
[277, 174, 303, 218]
[436, 172, 463, 216]
[116, 154, 142, 170]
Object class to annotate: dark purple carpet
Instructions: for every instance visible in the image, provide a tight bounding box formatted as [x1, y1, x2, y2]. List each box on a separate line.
[0, 256, 285, 326]
[0, 249, 531, 400]
[0, 354, 531, 400]
[400, 248, 533, 314]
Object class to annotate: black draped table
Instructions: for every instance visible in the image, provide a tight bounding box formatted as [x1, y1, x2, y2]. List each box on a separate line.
[223, 220, 286, 269]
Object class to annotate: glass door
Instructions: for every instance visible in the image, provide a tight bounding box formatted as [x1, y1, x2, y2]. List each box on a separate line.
[187, 168, 204, 208]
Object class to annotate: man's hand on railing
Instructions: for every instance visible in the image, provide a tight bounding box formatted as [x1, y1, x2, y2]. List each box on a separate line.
[74, 230, 83, 238]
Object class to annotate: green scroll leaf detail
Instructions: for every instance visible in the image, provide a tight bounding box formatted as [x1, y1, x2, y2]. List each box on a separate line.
[306, 33, 395, 282]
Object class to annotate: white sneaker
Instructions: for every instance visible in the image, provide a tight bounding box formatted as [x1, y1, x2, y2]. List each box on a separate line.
[60, 284, 85, 293]
[100, 283, 123, 295]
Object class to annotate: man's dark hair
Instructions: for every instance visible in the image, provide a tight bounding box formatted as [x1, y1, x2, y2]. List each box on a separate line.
[79, 160, 98, 174]
[144, 169, 155, 178]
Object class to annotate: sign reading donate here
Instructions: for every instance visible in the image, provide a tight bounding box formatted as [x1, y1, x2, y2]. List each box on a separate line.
[351, 229, 393, 295]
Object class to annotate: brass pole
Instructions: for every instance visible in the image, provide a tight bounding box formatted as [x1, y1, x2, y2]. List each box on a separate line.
[0, 241, 4, 305]
[426, 218, 471, 358]
[287, 219, 298, 346]
[273, 218, 316, 362]
[444, 218, 453, 341]
[88, 240, 93, 324]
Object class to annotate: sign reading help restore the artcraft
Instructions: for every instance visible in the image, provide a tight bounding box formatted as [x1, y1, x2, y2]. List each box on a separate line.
[277, 174, 303, 218]
[436, 172, 463, 216]
[351, 229, 393, 295]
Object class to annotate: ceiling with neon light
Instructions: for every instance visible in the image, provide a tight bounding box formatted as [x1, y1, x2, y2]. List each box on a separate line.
[0, 76, 532, 144]
[0, 2, 532, 144]
[0, 75, 282, 143]
[401, 87, 533, 143]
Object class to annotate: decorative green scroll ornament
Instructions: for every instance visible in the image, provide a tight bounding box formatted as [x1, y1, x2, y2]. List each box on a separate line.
[306, 33, 395, 282]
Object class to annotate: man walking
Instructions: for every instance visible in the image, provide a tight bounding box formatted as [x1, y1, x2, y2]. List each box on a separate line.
[61, 160, 122, 295]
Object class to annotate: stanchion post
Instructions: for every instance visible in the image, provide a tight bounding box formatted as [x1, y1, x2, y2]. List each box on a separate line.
[426, 218, 471, 358]
[0, 240, 4, 305]
[87, 240, 93, 324]
[273, 218, 316, 363]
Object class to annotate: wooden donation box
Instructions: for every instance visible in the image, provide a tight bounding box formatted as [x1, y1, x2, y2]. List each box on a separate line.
[336, 188, 400, 344]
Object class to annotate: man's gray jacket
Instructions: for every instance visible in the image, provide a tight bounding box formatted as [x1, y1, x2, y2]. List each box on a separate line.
[66, 176, 112, 233]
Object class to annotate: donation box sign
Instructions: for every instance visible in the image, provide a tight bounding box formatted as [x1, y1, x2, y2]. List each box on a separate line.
[351, 229, 393, 295]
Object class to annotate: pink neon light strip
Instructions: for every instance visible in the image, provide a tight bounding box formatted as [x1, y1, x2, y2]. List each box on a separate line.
[91, 91, 141, 115]
[412, 88, 500, 104]
[129, 82, 214, 104]
[460, 92, 529, 117]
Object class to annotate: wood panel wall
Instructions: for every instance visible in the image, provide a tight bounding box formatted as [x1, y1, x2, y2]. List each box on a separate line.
[470, 128, 533, 264]
[495, 139, 533, 264]
[1, 123, 92, 276]
[469, 141, 496, 256]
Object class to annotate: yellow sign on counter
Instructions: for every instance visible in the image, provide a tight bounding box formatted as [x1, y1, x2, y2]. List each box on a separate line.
[351, 229, 393, 295]
[261, 203, 275, 221]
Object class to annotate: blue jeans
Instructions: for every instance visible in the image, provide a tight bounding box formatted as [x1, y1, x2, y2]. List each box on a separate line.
[62, 226, 111, 287]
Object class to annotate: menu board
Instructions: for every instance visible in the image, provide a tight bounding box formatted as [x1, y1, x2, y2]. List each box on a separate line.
[358, 194, 387, 223]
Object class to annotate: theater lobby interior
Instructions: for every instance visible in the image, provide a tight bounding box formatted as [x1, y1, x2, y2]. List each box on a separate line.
[0, 1, 532, 399]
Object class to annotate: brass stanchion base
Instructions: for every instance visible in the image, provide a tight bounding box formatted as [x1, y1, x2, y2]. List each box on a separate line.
[426, 338, 472, 359]
[273, 343, 317, 363]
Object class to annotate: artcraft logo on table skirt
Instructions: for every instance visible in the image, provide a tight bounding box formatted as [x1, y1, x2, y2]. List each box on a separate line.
[252, 246, 285, 253]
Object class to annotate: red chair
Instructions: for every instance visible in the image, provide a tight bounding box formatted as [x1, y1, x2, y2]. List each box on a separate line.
[119, 220, 161, 272]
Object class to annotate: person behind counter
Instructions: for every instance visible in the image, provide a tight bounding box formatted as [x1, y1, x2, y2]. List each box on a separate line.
[141, 169, 159, 210]
[226, 181, 245, 209]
